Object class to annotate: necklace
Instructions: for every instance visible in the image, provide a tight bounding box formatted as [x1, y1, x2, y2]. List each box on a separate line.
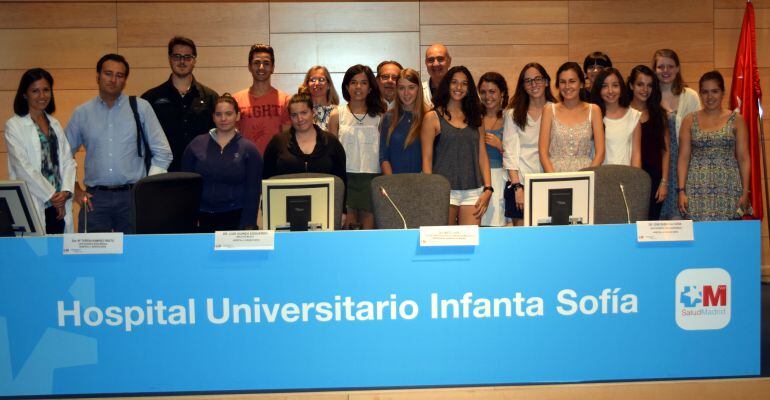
[351, 112, 367, 125]
[483, 115, 501, 132]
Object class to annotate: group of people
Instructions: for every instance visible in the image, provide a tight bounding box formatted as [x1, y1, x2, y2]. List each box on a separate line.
[4, 36, 752, 234]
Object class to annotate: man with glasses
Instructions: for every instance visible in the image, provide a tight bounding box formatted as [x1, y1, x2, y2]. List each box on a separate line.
[423, 43, 452, 107]
[232, 43, 290, 154]
[376, 60, 403, 110]
[142, 36, 218, 172]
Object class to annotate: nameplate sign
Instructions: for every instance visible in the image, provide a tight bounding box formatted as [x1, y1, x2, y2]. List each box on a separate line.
[636, 220, 694, 242]
[63, 232, 124, 255]
[419, 225, 479, 247]
[214, 230, 275, 251]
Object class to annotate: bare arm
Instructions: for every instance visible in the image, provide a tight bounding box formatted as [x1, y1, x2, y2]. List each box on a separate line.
[327, 108, 339, 136]
[630, 120, 642, 168]
[474, 126, 493, 218]
[538, 105, 555, 172]
[590, 104, 605, 167]
[677, 113, 694, 215]
[421, 111, 440, 174]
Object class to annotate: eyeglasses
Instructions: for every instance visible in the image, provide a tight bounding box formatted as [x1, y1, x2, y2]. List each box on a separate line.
[309, 77, 327, 84]
[170, 54, 196, 62]
[378, 74, 398, 82]
[523, 77, 545, 86]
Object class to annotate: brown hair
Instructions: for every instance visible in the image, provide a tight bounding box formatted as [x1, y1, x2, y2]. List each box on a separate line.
[214, 93, 240, 113]
[653, 49, 686, 96]
[386, 68, 429, 149]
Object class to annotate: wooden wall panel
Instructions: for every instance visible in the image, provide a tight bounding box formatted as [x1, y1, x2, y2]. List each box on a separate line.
[0, 3, 116, 28]
[716, 0, 770, 8]
[715, 8, 770, 28]
[0, 28, 116, 69]
[421, 24, 568, 46]
[568, 0, 712, 23]
[116, 3, 269, 47]
[714, 28, 770, 68]
[117, 46, 252, 68]
[270, 32, 420, 73]
[270, 2, 419, 33]
[420, 1, 568, 25]
[0, 69, 97, 91]
[0, 153, 7, 180]
[569, 23, 713, 63]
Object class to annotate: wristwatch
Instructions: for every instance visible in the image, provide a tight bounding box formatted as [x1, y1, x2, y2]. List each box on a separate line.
[676, 188, 686, 194]
[483, 186, 494, 193]
[512, 183, 524, 191]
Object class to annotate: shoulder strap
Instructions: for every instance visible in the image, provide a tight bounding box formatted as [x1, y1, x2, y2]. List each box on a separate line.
[587, 103, 592, 120]
[129, 96, 152, 173]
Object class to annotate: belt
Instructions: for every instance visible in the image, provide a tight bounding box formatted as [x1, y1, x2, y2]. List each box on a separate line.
[89, 184, 134, 192]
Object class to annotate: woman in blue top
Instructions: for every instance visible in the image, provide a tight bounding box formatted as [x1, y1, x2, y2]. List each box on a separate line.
[182, 94, 262, 232]
[478, 72, 509, 226]
[379, 68, 429, 174]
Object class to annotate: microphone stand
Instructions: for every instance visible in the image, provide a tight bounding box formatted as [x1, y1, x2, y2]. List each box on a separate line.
[379, 186, 408, 229]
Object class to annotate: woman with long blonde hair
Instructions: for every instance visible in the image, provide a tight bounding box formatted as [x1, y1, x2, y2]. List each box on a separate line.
[301, 65, 339, 131]
[380, 68, 429, 174]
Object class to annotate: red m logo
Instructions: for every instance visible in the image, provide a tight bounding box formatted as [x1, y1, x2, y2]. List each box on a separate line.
[703, 285, 727, 307]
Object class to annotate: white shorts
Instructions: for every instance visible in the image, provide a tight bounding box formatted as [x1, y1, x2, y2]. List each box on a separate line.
[450, 187, 483, 206]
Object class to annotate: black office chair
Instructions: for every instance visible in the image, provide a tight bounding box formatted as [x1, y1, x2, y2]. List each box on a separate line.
[370, 173, 451, 229]
[131, 172, 203, 234]
[270, 173, 345, 230]
[580, 165, 651, 224]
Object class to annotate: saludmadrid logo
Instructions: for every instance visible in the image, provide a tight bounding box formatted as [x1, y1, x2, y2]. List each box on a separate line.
[675, 268, 731, 330]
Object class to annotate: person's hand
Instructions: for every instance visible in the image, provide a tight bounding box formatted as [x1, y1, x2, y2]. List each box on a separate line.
[49, 191, 69, 209]
[484, 133, 503, 152]
[473, 189, 493, 218]
[74, 186, 93, 212]
[55, 205, 66, 220]
[515, 186, 524, 210]
[677, 191, 688, 216]
[655, 183, 667, 203]
[738, 193, 750, 212]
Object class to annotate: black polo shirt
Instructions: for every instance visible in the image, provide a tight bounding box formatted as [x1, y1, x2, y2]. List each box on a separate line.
[142, 76, 218, 171]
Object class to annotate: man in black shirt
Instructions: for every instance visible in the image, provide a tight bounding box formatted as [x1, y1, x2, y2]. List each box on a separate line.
[142, 36, 218, 171]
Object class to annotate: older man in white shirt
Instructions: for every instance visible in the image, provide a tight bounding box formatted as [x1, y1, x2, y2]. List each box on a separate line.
[422, 44, 452, 107]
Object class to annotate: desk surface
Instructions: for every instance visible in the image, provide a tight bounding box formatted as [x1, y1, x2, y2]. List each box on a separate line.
[0, 222, 762, 398]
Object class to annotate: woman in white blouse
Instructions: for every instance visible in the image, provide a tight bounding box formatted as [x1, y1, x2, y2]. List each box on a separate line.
[4, 68, 77, 233]
[502, 63, 557, 225]
[590, 68, 642, 167]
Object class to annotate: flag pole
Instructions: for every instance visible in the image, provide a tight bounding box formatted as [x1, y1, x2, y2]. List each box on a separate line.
[758, 99, 768, 232]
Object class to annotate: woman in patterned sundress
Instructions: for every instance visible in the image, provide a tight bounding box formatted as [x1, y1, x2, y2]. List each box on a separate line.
[677, 71, 750, 221]
[539, 62, 605, 173]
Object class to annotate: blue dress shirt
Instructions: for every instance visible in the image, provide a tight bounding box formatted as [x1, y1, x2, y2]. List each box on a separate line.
[65, 94, 172, 186]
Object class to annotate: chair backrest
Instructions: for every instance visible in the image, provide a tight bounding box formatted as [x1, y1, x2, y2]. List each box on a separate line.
[271, 173, 345, 230]
[580, 165, 651, 224]
[370, 173, 450, 229]
[131, 172, 203, 234]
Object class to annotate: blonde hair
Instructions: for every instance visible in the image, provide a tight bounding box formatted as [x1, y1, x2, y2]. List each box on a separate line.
[301, 65, 339, 105]
[387, 68, 429, 149]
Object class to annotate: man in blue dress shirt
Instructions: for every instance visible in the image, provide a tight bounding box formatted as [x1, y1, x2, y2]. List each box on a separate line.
[66, 54, 172, 233]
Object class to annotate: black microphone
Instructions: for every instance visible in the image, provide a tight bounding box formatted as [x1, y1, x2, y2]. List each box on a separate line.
[379, 186, 408, 229]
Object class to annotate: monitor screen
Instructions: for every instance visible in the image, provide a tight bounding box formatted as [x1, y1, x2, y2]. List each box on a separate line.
[262, 177, 335, 231]
[0, 181, 45, 236]
[523, 171, 594, 227]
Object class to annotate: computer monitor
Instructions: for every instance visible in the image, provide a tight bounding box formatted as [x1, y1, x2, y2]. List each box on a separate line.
[261, 177, 335, 231]
[0, 181, 45, 236]
[523, 171, 594, 227]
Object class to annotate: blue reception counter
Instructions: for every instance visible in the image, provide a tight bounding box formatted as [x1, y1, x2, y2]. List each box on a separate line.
[0, 221, 761, 398]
